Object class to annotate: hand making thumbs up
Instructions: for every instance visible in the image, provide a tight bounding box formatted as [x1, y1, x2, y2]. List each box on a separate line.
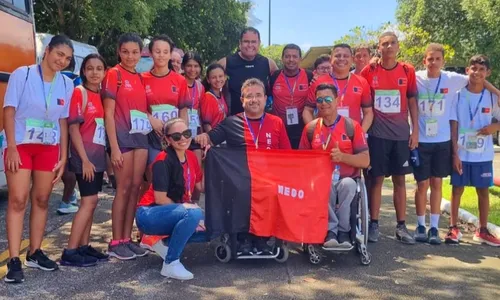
[330, 141, 344, 163]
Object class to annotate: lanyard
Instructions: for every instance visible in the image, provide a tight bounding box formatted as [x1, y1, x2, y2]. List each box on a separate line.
[210, 89, 226, 118]
[190, 83, 197, 111]
[465, 88, 485, 126]
[184, 158, 192, 199]
[284, 71, 299, 104]
[425, 73, 442, 117]
[244, 112, 265, 149]
[38, 65, 57, 118]
[320, 115, 341, 150]
[331, 73, 350, 106]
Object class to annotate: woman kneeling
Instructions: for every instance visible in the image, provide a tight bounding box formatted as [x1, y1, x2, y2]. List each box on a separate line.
[136, 118, 205, 280]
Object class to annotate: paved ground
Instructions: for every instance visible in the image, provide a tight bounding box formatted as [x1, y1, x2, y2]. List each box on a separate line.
[0, 181, 499, 300]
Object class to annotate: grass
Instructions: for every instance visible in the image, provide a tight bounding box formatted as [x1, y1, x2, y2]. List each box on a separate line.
[441, 178, 500, 226]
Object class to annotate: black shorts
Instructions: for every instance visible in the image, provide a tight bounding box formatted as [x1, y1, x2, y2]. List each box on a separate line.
[75, 172, 104, 197]
[368, 136, 412, 177]
[413, 141, 452, 182]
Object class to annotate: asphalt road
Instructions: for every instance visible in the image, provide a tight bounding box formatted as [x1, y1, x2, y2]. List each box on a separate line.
[0, 181, 499, 300]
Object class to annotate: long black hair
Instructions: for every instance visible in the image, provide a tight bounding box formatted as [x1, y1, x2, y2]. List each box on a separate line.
[182, 51, 203, 77]
[117, 33, 143, 63]
[202, 63, 225, 93]
[43, 34, 74, 60]
[79, 53, 107, 84]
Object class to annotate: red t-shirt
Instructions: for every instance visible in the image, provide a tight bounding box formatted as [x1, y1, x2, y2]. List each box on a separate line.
[68, 87, 106, 173]
[299, 116, 368, 178]
[142, 70, 189, 109]
[306, 73, 372, 124]
[101, 64, 148, 148]
[271, 69, 309, 123]
[138, 150, 202, 207]
[243, 113, 292, 150]
[360, 62, 417, 140]
[187, 80, 204, 110]
[200, 91, 228, 129]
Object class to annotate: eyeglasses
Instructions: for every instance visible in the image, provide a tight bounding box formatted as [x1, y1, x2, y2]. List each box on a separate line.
[316, 96, 334, 104]
[166, 129, 192, 141]
[317, 66, 332, 72]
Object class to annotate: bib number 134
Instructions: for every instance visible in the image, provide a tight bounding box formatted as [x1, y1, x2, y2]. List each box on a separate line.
[374, 90, 401, 114]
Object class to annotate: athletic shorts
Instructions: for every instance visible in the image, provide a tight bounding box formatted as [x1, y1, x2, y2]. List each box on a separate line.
[75, 172, 104, 197]
[368, 135, 412, 177]
[451, 161, 493, 188]
[413, 141, 452, 182]
[147, 146, 162, 166]
[4, 144, 59, 172]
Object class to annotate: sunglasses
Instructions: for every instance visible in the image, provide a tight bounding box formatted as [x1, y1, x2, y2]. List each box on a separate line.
[166, 129, 192, 141]
[316, 96, 334, 104]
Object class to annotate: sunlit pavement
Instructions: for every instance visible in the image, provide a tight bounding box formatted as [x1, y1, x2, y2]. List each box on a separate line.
[0, 182, 499, 300]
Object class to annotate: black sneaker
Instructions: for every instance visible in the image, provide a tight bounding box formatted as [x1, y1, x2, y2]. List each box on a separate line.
[256, 238, 273, 255]
[80, 245, 109, 262]
[338, 231, 352, 245]
[25, 249, 59, 271]
[237, 238, 253, 256]
[323, 231, 340, 248]
[60, 248, 98, 267]
[4, 257, 24, 283]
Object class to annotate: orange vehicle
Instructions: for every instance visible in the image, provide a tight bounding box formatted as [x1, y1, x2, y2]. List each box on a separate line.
[0, 0, 36, 187]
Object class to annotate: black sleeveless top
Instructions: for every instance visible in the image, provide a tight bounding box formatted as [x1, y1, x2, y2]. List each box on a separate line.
[226, 53, 270, 115]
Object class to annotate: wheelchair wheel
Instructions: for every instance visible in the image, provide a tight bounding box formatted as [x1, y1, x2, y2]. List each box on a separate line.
[359, 178, 370, 246]
[360, 251, 372, 266]
[274, 244, 289, 263]
[307, 245, 322, 265]
[215, 243, 231, 263]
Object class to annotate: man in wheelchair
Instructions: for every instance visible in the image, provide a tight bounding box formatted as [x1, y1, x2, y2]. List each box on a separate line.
[299, 83, 370, 248]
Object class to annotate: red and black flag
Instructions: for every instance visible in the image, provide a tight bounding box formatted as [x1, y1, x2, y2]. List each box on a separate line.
[205, 147, 333, 244]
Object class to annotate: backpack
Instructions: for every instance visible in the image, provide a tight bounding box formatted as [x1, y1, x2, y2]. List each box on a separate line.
[75, 85, 88, 113]
[21, 65, 67, 97]
[114, 68, 143, 93]
[306, 116, 355, 144]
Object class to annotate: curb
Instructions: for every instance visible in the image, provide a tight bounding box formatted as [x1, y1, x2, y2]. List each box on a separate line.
[439, 197, 500, 238]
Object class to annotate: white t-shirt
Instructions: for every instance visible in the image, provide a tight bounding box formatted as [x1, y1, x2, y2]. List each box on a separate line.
[4, 65, 73, 146]
[416, 70, 468, 143]
[452, 88, 500, 162]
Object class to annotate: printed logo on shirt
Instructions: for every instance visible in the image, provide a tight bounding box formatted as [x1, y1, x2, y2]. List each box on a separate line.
[299, 84, 308, 91]
[172, 86, 178, 93]
[145, 85, 152, 94]
[482, 107, 491, 114]
[398, 78, 407, 86]
[440, 88, 449, 94]
[372, 76, 379, 87]
[57, 98, 65, 106]
[245, 65, 255, 68]
[87, 102, 96, 113]
[274, 84, 281, 91]
[265, 132, 272, 149]
[353, 86, 362, 94]
[124, 80, 132, 89]
[341, 134, 349, 141]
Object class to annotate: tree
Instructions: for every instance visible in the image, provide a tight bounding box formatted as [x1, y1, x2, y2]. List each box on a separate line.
[334, 25, 387, 49]
[151, 0, 250, 65]
[396, 0, 500, 83]
[260, 44, 285, 69]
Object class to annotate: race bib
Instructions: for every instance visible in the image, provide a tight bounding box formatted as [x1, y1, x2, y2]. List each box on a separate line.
[93, 118, 106, 146]
[151, 104, 178, 123]
[459, 129, 485, 153]
[130, 110, 152, 135]
[374, 90, 401, 114]
[425, 118, 438, 137]
[418, 94, 445, 117]
[189, 109, 200, 137]
[23, 119, 56, 145]
[338, 106, 349, 118]
[286, 107, 298, 125]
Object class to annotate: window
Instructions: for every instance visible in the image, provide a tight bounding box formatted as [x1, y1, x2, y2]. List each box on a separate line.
[1, 0, 30, 14]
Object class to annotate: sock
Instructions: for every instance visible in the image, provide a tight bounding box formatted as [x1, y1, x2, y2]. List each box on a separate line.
[370, 219, 378, 224]
[430, 214, 440, 229]
[110, 239, 121, 246]
[397, 220, 405, 226]
[417, 215, 426, 227]
[121, 238, 131, 243]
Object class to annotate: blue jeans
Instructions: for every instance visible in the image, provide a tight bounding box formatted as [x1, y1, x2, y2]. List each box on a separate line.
[136, 204, 206, 263]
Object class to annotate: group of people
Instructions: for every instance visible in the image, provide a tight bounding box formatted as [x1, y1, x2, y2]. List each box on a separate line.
[3, 26, 500, 284]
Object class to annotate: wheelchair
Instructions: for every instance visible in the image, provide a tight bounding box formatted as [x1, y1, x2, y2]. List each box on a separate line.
[303, 178, 372, 266]
[213, 234, 290, 263]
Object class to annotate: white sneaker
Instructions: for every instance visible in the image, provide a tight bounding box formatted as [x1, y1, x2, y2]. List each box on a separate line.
[160, 260, 194, 280]
[152, 240, 169, 260]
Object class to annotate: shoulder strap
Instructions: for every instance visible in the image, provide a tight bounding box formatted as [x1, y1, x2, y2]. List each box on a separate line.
[343, 117, 355, 141]
[491, 90, 494, 107]
[402, 63, 409, 76]
[306, 70, 314, 84]
[22, 66, 31, 96]
[116, 68, 122, 91]
[76, 85, 88, 113]
[195, 80, 203, 98]
[306, 119, 319, 144]
[269, 70, 281, 91]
